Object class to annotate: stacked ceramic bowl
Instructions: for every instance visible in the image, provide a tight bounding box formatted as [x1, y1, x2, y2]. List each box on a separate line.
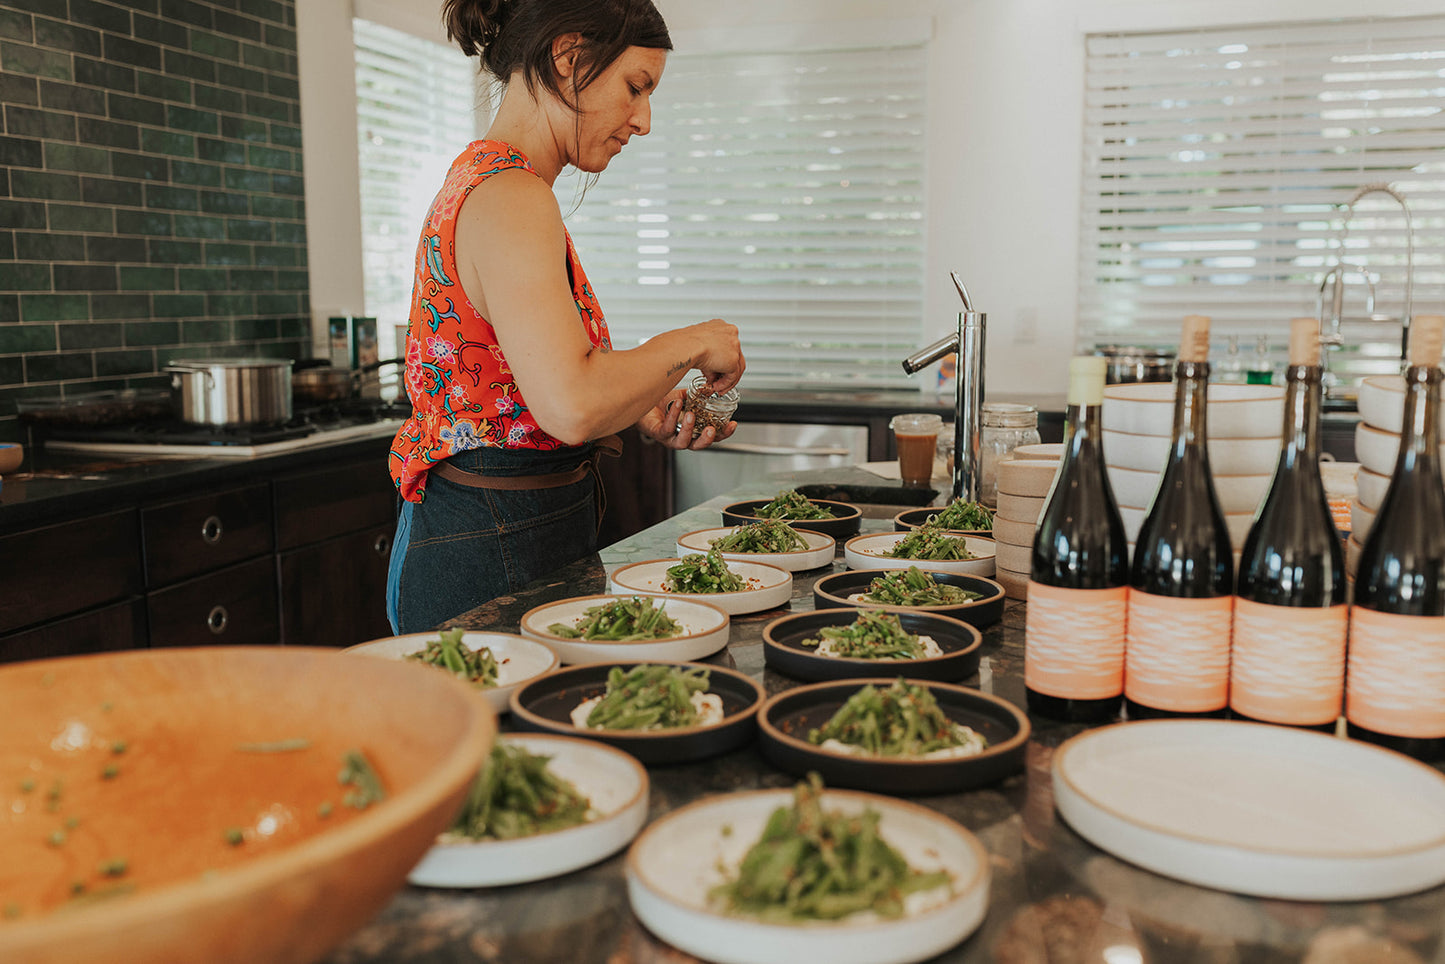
[991, 454, 1062, 601]
[1102, 383, 1283, 557]
[1352, 375, 1445, 577]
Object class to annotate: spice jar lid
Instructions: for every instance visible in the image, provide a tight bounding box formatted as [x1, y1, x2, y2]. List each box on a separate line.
[982, 402, 1038, 428]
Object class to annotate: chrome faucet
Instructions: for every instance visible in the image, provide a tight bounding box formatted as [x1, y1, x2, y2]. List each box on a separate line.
[901, 273, 986, 502]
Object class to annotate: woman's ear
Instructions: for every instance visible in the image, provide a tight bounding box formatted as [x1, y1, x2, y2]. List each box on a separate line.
[551, 32, 583, 79]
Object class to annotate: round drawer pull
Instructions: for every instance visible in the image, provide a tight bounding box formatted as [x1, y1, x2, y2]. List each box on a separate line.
[201, 515, 224, 545]
[207, 605, 229, 635]
[373, 533, 391, 556]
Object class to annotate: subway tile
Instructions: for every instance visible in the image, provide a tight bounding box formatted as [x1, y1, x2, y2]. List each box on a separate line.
[172, 213, 226, 238]
[6, 105, 77, 140]
[178, 267, 226, 289]
[110, 150, 168, 181]
[20, 294, 90, 322]
[12, 170, 81, 201]
[116, 0, 161, 14]
[271, 172, 301, 196]
[0, 357, 23, 388]
[189, 30, 240, 61]
[159, 0, 213, 29]
[253, 293, 296, 316]
[147, 238, 201, 263]
[225, 218, 271, 242]
[242, 92, 288, 122]
[119, 265, 175, 290]
[268, 122, 300, 149]
[34, 18, 103, 57]
[85, 234, 136, 262]
[73, 56, 134, 92]
[278, 316, 308, 340]
[95, 348, 155, 376]
[123, 320, 180, 346]
[0, 71, 39, 106]
[48, 203, 112, 232]
[131, 13, 188, 49]
[140, 128, 194, 157]
[115, 209, 171, 235]
[145, 183, 199, 211]
[197, 137, 245, 164]
[0, 170, 8, 197]
[77, 117, 140, 150]
[90, 293, 151, 319]
[211, 9, 262, 42]
[184, 317, 233, 341]
[254, 245, 296, 267]
[205, 295, 252, 317]
[53, 264, 117, 291]
[66, 0, 132, 34]
[0, 233, 12, 261]
[0, 296, 17, 324]
[227, 267, 274, 290]
[272, 221, 305, 244]
[199, 189, 246, 215]
[274, 268, 306, 291]
[215, 62, 265, 93]
[162, 48, 215, 83]
[0, 199, 47, 229]
[250, 195, 299, 221]
[239, 41, 286, 73]
[0, 321, 55, 352]
[221, 115, 267, 142]
[222, 167, 268, 192]
[15, 232, 86, 261]
[193, 83, 243, 113]
[151, 292, 204, 316]
[247, 144, 290, 170]
[169, 160, 220, 186]
[136, 69, 189, 103]
[44, 141, 110, 174]
[39, 80, 106, 115]
[0, 41, 72, 81]
[80, 176, 144, 207]
[0, 134, 42, 167]
[239, 0, 285, 24]
[59, 322, 124, 350]
[165, 104, 217, 135]
[27, 351, 96, 382]
[106, 92, 167, 126]
[264, 22, 296, 52]
[0, 10, 32, 43]
[234, 316, 278, 340]
[102, 35, 162, 72]
[0, 1, 54, 16]
[203, 241, 250, 265]
[265, 74, 297, 101]
[0, 262, 50, 290]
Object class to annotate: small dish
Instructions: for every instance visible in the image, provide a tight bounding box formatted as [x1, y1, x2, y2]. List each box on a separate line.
[1103, 429, 1278, 476]
[721, 498, 862, 539]
[1354, 421, 1445, 477]
[608, 559, 793, 616]
[508, 660, 765, 765]
[518, 594, 730, 665]
[843, 532, 996, 577]
[763, 608, 982, 683]
[1358, 374, 1445, 436]
[1350, 498, 1375, 542]
[0, 442, 22, 475]
[1119, 505, 1253, 550]
[1106, 464, 1271, 514]
[1013, 442, 1064, 460]
[757, 678, 1029, 795]
[675, 527, 835, 572]
[625, 786, 990, 964]
[812, 569, 1004, 629]
[1102, 382, 1285, 438]
[1355, 465, 1390, 511]
[344, 631, 559, 714]
[892, 506, 990, 537]
[408, 733, 649, 888]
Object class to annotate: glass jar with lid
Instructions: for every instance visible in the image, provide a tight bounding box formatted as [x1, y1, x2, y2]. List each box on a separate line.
[682, 375, 740, 440]
[979, 402, 1041, 507]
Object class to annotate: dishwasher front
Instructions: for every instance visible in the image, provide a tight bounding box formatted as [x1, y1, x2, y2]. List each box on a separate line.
[673, 421, 871, 510]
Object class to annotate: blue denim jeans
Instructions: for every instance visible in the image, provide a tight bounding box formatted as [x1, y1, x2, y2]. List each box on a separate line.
[386, 444, 598, 634]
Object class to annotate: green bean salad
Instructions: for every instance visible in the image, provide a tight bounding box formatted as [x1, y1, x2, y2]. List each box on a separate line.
[405, 628, 500, 688]
[709, 518, 808, 554]
[446, 743, 592, 841]
[858, 567, 984, 607]
[800, 610, 941, 660]
[752, 489, 836, 521]
[548, 597, 682, 640]
[570, 664, 721, 731]
[808, 679, 988, 759]
[665, 549, 749, 593]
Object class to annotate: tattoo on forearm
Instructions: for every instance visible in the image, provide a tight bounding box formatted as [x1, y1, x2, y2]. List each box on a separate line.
[665, 357, 692, 377]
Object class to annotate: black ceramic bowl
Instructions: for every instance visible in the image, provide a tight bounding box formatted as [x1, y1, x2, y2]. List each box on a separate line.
[893, 506, 992, 538]
[812, 569, 1005, 630]
[507, 660, 764, 765]
[757, 678, 1030, 794]
[762, 607, 982, 683]
[721, 498, 862, 540]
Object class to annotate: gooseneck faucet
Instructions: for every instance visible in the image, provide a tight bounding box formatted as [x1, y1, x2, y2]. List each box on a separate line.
[901, 273, 986, 502]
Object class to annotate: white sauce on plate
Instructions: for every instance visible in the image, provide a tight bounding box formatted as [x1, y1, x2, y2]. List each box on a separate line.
[570, 691, 724, 730]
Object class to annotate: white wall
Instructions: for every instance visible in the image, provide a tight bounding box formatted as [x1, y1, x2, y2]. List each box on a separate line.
[299, 0, 1445, 391]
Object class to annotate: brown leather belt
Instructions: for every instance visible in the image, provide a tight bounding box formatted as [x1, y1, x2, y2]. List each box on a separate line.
[430, 434, 622, 490]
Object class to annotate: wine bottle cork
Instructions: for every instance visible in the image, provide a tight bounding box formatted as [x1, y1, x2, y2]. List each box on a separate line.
[1067, 355, 1107, 406]
[1288, 317, 1320, 367]
[1409, 314, 1445, 369]
[1179, 315, 1211, 363]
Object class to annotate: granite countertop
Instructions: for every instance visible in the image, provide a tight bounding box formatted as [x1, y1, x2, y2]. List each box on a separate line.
[321, 467, 1445, 964]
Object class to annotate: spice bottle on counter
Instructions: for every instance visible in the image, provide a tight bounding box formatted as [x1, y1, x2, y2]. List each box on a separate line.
[682, 375, 740, 440]
[979, 403, 1040, 507]
[1347, 313, 1445, 761]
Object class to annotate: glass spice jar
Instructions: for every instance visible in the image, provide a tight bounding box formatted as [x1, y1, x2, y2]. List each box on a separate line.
[682, 375, 740, 440]
[979, 402, 1041, 507]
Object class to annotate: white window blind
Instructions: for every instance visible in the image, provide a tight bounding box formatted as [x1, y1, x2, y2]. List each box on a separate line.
[1079, 16, 1445, 382]
[354, 19, 479, 359]
[558, 44, 928, 389]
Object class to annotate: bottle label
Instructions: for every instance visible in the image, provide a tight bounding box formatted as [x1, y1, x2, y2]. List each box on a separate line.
[1346, 607, 1445, 739]
[1025, 582, 1126, 699]
[1230, 599, 1346, 725]
[1125, 590, 1233, 712]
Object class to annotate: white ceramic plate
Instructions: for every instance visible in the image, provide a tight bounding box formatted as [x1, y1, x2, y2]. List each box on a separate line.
[1103, 383, 1285, 438]
[676, 527, 835, 572]
[1106, 464, 1270, 515]
[626, 787, 990, 964]
[1358, 374, 1445, 436]
[608, 559, 793, 616]
[1013, 442, 1064, 460]
[408, 733, 648, 888]
[843, 533, 996, 577]
[1356, 466, 1390, 512]
[1103, 429, 1278, 476]
[1052, 719, 1445, 900]
[1118, 505, 1253, 550]
[344, 631, 559, 714]
[1354, 421, 1445, 477]
[518, 594, 731, 665]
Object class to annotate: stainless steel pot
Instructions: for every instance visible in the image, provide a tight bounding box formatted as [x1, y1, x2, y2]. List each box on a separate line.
[1093, 345, 1176, 384]
[291, 358, 406, 406]
[167, 358, 294, 427]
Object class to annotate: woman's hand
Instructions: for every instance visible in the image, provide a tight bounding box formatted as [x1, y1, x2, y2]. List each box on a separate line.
[637, 389, 738, 450]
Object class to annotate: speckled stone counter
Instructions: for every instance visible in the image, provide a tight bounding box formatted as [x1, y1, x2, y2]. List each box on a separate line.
[324, 471, 1445, 964]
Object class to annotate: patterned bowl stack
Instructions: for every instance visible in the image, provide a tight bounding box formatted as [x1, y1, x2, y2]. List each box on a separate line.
[991, 455, 1062, 601]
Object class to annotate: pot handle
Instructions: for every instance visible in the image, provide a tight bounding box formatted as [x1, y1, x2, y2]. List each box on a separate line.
[165, 366, 217, 390]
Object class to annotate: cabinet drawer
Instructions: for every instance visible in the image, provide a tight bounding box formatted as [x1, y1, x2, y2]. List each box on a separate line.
[274, 457, 395, 550]
[147, 556, 279, 648]
[141, 483, 273, 586]
[278, 523, 393, 647]
[0, 598, 147, 664]
[0, 509, 142, 634]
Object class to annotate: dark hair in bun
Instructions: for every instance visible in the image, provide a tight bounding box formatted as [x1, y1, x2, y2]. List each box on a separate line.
[442, 0, 672, 106]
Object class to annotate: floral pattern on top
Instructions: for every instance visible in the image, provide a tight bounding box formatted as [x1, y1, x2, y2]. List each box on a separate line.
[389, 140, 612, 503]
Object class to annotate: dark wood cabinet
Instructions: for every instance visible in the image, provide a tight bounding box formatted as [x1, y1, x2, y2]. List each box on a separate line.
[146, 556, 280, 649]
[140, 483, 273, 586]
[0, 598, 147, 663]
[279, 523, 394, 647]
[0, 509, 142, 636]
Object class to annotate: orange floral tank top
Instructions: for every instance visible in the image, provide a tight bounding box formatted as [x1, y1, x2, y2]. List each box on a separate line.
[389, 141, 611, 503]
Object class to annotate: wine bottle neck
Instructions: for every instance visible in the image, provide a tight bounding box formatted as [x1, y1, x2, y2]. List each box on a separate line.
[1398, 364, 1443, 473]
[1280, 363, 1322, 467]
[1171, 360, 1210, 453]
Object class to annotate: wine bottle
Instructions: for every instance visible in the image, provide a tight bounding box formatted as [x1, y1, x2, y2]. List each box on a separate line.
[1026, 355, 1129, 722]
[1231, 317, 1346, 730]
[1125, 314, 1234, 719]
[1347, 313, 1445, 761]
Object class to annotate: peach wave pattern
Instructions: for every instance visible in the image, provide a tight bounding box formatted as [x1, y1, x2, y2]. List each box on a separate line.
[1124, 590, 1233, 712]
[1229, 599, 1346, 725]
[1024, 583, 1127, 699]
[1346, 607, 1445, 738]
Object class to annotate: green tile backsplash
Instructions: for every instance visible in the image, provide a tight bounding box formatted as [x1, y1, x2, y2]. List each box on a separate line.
[0, 0, 307, 443]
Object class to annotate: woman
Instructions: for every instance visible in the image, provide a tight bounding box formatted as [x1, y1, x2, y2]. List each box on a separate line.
[386, 0, 745, 633]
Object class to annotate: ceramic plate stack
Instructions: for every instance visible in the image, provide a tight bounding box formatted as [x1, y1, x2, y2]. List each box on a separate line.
[1102, 383, 1282, 557]
[1353, 375, 1445, 577]
[991, 455, 1061, 600]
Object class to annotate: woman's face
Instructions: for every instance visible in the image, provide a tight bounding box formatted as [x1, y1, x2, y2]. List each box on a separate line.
[571, 45, 667, 173]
